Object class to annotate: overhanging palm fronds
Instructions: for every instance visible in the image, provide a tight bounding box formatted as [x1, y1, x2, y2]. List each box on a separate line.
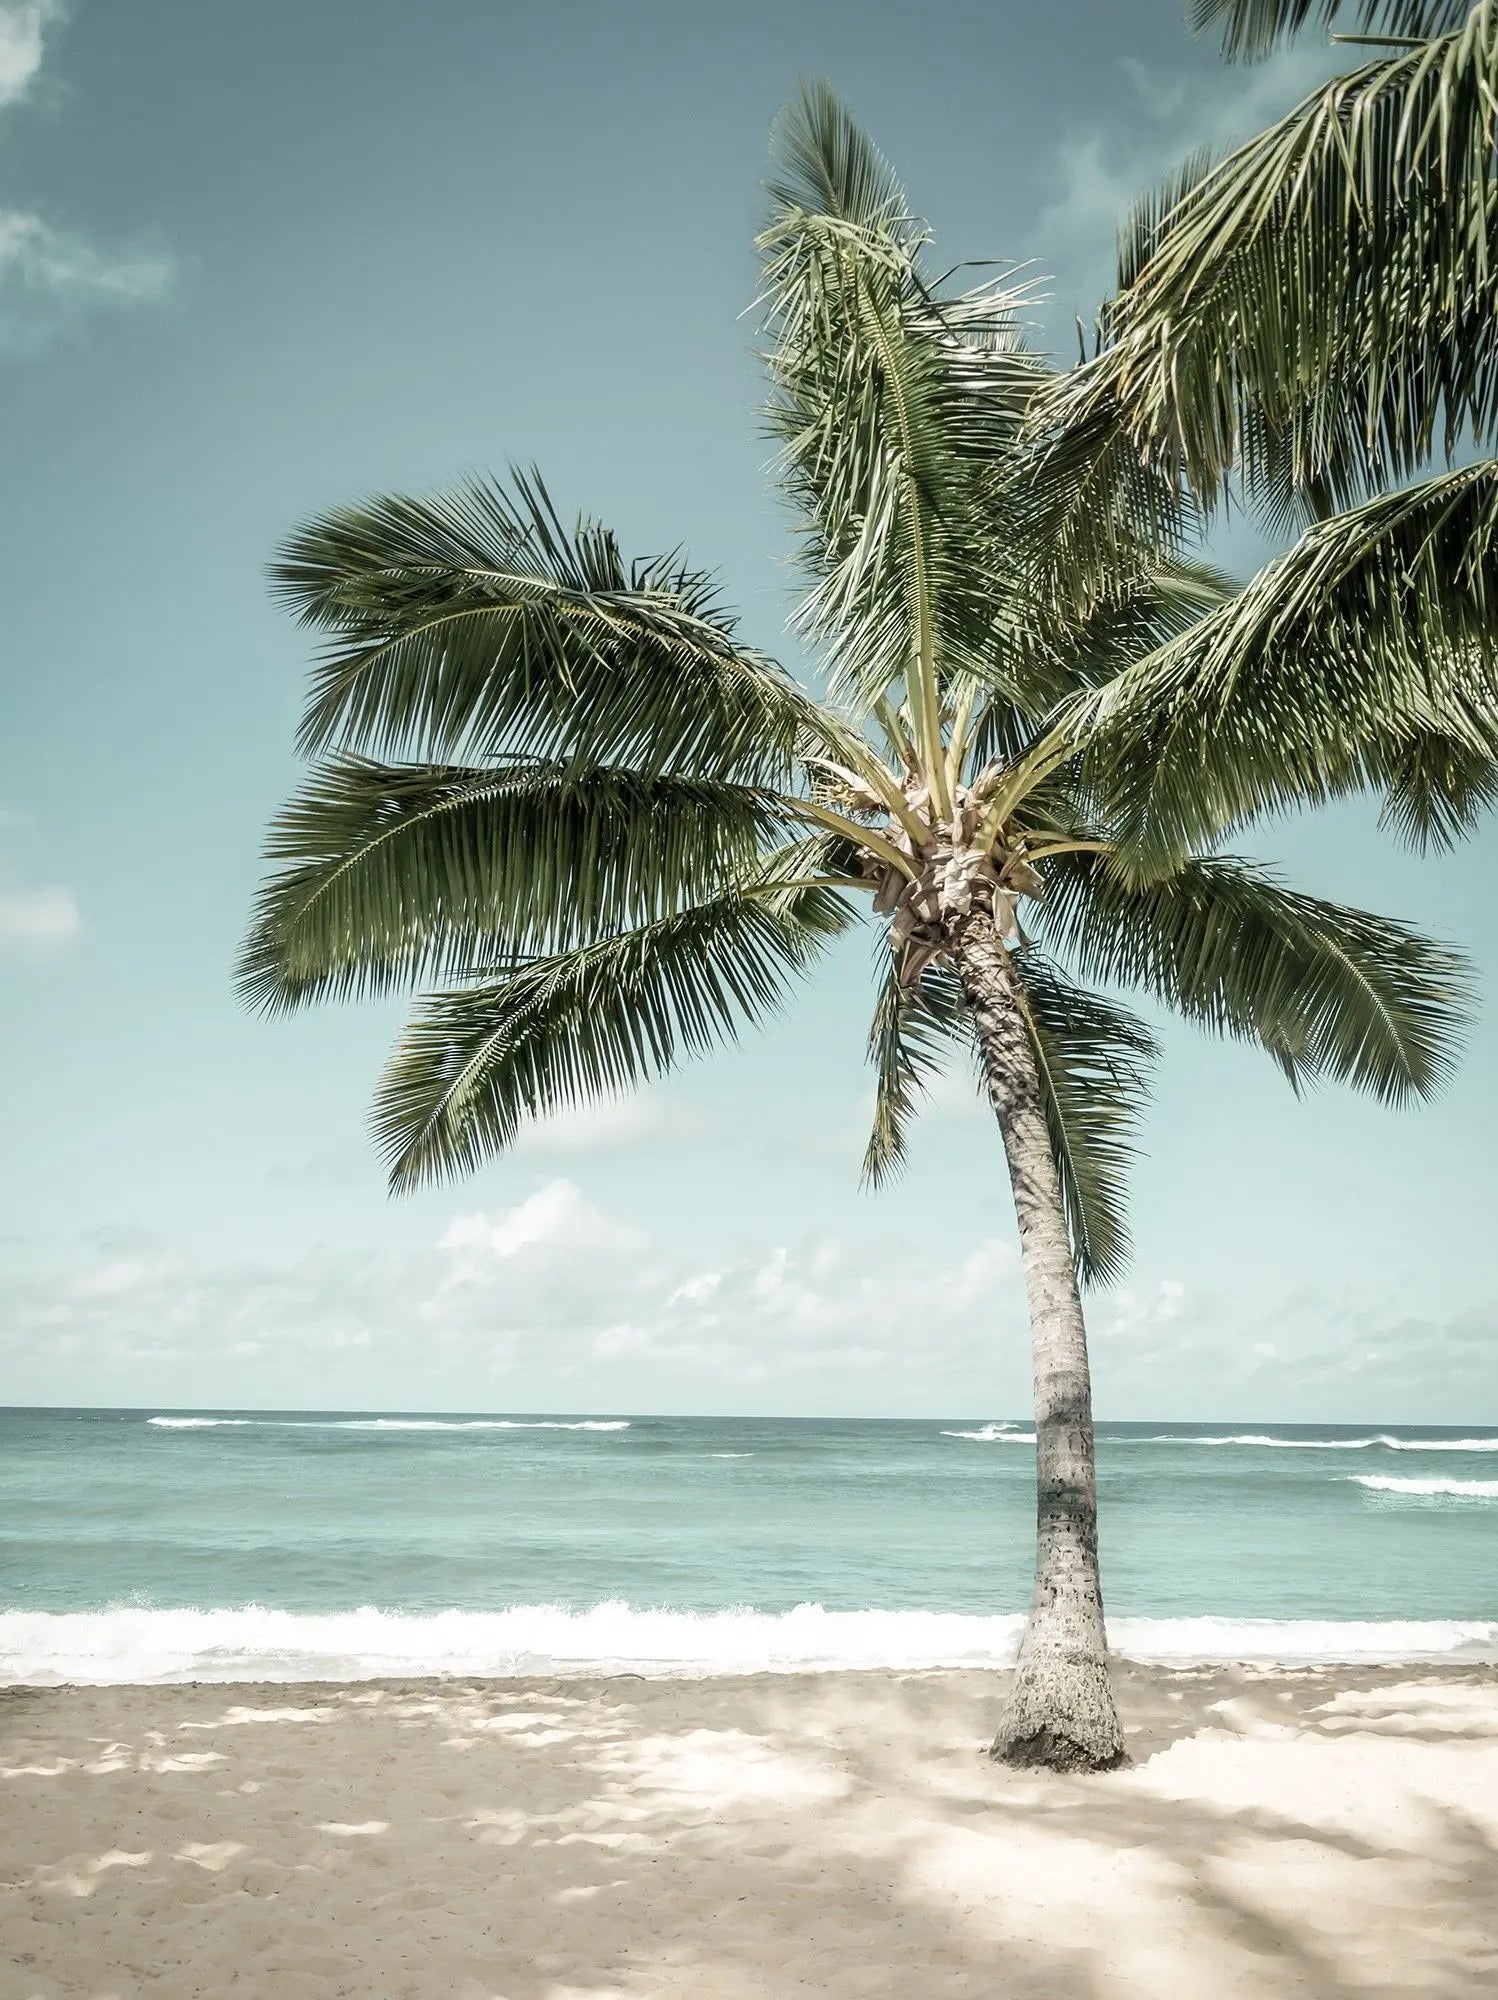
[1013, 957, 1158, 1288]
[275, 472, 830, 781]
[1062, 466, 1498, 877]
[1036, 851, 1469, 1104]
[375, 865, 855, 1191]
[238, 756, 791, 1012]
[1046, 7, 1498, 509]
[861, 946, 969, 1189]
[1191, 0, 1471, 60]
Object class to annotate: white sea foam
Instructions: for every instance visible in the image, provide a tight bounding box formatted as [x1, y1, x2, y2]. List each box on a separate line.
[1142, 1433, 1498, 1451]
[937, 1426, 1498, 1450]
[1350, 1475, 1498, 1498]
[146, 1417, 255, 1429]
[145, 1417, 630, 1433]
[3, 1603, 1494, 1686]
[1380, 1437, 1498, 1452]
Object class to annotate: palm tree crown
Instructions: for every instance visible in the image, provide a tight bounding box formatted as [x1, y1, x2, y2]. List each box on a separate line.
[243, 85, 1470, 1769]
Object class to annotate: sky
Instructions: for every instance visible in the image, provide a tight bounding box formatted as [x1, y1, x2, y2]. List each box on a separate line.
[1, 0, 1494, 1422]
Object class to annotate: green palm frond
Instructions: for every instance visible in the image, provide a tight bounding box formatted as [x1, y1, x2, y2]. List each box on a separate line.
[1016, 376, 1201, 624]
[272, 470, 828, 781]
[1376, 735, 1498, 849]
[1192, 0, 1469, 59]
[970, 558, 1235, 763]
[373, 866, 857, 1191]
[238, 755, 789, 1014]
[765, 80, 916, 236]
[1073, 9, 1498, 503]
[1066, 465, 1498, 878]
[1036, 851, 1471, 1104]
[1013, 953, 1159, 1289]
[861, 946, 970, 1188]
[759, 85, 1047, 766]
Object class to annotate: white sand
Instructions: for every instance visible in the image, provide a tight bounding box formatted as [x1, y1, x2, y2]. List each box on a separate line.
[3, 1663, 1497, 1997]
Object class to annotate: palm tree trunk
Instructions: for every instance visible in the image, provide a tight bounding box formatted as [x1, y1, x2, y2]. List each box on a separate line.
[952, 911, 1126, 1773]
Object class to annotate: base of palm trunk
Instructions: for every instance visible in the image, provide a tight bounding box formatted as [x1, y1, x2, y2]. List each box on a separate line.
[990, 1643, 1127, 1773]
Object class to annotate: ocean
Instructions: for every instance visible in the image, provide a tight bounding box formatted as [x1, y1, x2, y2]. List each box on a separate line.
[2, 1407, 1496, 1684]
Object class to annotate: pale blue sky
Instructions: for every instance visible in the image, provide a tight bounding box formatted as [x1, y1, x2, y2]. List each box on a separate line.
[1, 0, 1493, 1420]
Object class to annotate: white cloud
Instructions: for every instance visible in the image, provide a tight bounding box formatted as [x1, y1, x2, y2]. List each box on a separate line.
[0, 2, 177, 351]
[511, 1092, 700, 1155]
[0, 809, 80, 957]
[0, 0, 61, 110]
[0, 210, 173, 302]
[1033, 44, 1345, 313]
[0, 1179, 1025, 1406]
[7, 1178, 1494, 1419]
[1102, 1279, 1187, 1344]
[0, 881, 80, 956]
[589, 1232, 1017, 1383]
[438, 1179, 645, 1267]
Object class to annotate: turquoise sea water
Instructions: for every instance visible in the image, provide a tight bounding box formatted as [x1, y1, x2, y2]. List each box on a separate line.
[2, 1407, 1496, 1682]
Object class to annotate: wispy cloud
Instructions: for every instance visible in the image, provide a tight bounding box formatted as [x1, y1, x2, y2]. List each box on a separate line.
[0, 1, 177, 351]
[1032, 44, 1345, 319]
[0, 0, 60, 110]
[0, 881, 81, 955]
[0, 810, 81, 957]
[3, 1177, 1495, 1416]
[0, 1178, 1025, 1407]
[511, 1092, 701, 1155]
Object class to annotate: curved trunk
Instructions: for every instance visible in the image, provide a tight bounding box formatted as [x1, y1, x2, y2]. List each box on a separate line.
[952, 912, 1126, 1774]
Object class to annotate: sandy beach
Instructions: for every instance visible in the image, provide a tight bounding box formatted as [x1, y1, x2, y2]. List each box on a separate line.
[2, 1664, 1495, 1998]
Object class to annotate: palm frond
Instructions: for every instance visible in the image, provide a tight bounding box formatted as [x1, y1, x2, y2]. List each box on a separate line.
[1192, 0, 1470, 59]
[968, 557, 1235, 767]
[1013, 953, 1158, 1289]
[238, 755, 788, 1013]
[1066, 465, 1498, 878]
[766, 80, 916, 237]
[1015, 375, 1200, 624]
[861, 945, 969, 1187]
[273, 470, 828, 781]
[1036, 851, 1471, 1104]
[760, 86, 1048, 758]
[1072, 10, 1498, 503]
[373, 865, 857, 1190]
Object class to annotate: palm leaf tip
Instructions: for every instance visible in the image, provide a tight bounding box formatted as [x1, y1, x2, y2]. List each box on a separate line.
[861, 949, 970, 1188]
[765, 80, 913, 238]
[1190, 1, 1470, 60]
[1015, 954, 1159, 1289]
[1037, 851, 1472, 1110]
[374, 873, 857, 1193]
[268, 469, 816, 781]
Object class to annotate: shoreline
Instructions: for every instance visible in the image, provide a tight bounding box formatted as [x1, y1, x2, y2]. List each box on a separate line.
[6, 1603, 1497, 1688]
[5, 1662, 1497, 1996]
[5, 1655, 1498, 1694]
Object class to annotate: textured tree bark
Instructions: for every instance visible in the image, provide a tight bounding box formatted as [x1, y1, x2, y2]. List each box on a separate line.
[952, 911, 1126, 1774]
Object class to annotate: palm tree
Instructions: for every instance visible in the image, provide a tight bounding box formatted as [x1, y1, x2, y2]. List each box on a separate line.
[1036, 1, 1498, 862]
[241, 88, 1468, 1773]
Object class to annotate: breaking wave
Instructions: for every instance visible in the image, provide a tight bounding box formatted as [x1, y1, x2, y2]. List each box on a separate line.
[1350, 1475, 1498, 1499]
[936, 1427, 1498, 1451]
[4, 1603, 1495, 1686]
[1160, 1440, 1498, 1456]
[146, 1417, 631, 1433]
